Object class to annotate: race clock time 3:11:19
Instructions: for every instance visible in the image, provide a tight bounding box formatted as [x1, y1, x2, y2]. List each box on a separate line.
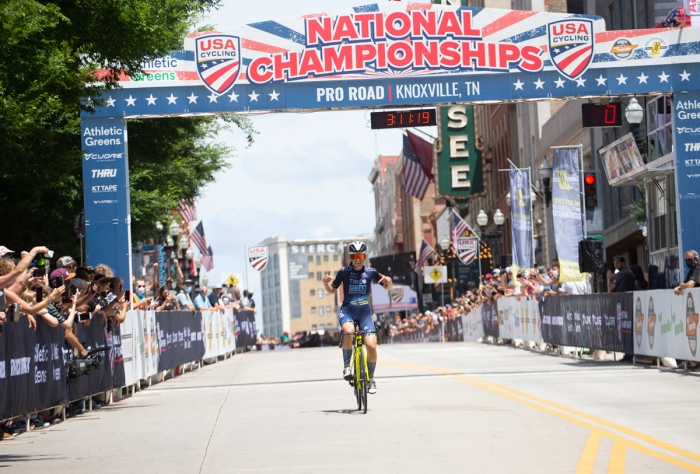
[370, 109, 437, 129]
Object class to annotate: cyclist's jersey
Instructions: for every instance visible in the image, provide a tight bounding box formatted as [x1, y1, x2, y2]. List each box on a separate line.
[330, 265, 381, 317]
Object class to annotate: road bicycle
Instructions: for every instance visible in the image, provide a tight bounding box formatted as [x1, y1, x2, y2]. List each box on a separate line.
[342, 322, 378, 414]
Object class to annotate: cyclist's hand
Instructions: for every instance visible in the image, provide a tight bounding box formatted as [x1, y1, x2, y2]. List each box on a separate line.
[379, 275, 392, 288]
[322, 271, 333, 284]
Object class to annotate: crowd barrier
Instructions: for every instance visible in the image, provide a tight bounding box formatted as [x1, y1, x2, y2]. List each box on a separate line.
[457, 288, 700, 364]
[387, 324, 443, 343]
[445, 319, 464, 342]
[0, 307, 240, 422]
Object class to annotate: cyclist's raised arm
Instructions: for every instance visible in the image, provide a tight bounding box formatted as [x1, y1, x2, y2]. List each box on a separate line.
[377, 272, 392, 290]
[322, 271, 337, 294]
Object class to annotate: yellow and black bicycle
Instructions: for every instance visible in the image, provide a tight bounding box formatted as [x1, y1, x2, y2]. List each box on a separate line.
[343, 322, 375, 414]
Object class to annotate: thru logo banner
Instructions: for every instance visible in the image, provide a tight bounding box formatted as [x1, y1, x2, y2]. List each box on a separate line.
[248, 246, 268, 272]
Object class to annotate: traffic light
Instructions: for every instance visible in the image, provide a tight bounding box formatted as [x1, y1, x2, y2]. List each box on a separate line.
[583, 172, 597, 210]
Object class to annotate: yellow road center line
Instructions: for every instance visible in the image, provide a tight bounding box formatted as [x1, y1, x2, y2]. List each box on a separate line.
[609, 441, 627, 474]
[576, 431, 603, 474]
[382, 359, 700, 472]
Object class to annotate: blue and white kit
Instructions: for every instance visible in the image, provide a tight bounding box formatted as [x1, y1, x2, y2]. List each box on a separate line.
[330, 265, 381, 332]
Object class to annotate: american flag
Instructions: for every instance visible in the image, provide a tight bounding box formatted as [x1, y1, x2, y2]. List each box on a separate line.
[451, 211, 468, 250]
[201, 246, 214, 272]
[413, 239, 435, 273]
[402, 132, 433, 201]
[178, 200, 198, 224]
[192, 221, 209, 257]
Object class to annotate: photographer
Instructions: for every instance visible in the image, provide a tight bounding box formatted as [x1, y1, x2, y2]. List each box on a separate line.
[0, 245, 51, 290]
[152, 285, 180, 311]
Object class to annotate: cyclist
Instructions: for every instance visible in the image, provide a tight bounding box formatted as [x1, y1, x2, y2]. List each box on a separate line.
[323, 241, 392, 394]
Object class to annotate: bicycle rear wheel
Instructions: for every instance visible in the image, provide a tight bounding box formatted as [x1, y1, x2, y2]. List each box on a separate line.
[353, 351, 362, 411]
[359, 347, 368, 414]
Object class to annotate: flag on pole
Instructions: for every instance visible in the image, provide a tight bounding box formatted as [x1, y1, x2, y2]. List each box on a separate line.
[402, 132, 433, 200]
[452, 211, 478, 265]
[201, 246, 214, 272]
[191, 221, 208, 257]
[413, 239, 435, 273]
[177, 199, 198, 224]
[451, 211, 468, 248]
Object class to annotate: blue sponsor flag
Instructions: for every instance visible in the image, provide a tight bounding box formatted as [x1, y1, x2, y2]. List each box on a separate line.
[552, 148, 586, 282]
[509, 165, 534, 273]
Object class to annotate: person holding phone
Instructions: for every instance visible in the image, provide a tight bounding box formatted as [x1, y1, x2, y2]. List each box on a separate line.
[132, 279, 150, 310]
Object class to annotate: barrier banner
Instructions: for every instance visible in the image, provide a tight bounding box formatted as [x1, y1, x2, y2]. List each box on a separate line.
[68, 315, 123, 402]
[497, 298, 515, 340]
[463, 307, 484, 342]
[388, 325, 442, 344]
[142, 309, 159, 377]
[445, 318, 464, 342]
[540, 293, 634, 352]
[156, 311, 205, 371]
[202, 309, 236, 359]
[552, 147, 586, 282]
[633, 289, 700, 362]
[1, 319, 68, 420]
[235, 309, 257, 347]
[481, 301, 499, 338]
[509, 297, 545, 344]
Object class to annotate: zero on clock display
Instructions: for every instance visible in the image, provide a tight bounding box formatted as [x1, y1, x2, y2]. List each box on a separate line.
[581, 102, 622, 128]
[370, 109, 437, 129]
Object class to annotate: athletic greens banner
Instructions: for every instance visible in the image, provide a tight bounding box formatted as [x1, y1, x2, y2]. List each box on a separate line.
[509, 166, 534, 272]
[436, 105, 483, 205]
[552, 148, 585, 282]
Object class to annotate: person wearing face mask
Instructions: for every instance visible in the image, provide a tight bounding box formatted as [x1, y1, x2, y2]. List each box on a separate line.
[176, 279, 196, 311]
[674, 250, 700, 295]
[132, 279, 150, 310]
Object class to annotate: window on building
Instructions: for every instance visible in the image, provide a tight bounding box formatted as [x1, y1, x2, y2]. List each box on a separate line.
[261, 278, 266, 290]
[319, 324, 325, 330]
[319, 307, 324, 316]
[333, 254, 338, 261]
[275, 274, 280, 286]
[326, 322, 334, 328]
[323, 255, 328, 261]
[310, 289, 315, 296]
[316, 255, 321, 265]
[273, 253, 279, 269]
[268, 275, 273, 287]
[316, 271, 322, 281]
[308, 255, 313, 262]
[311, 324, 317, 331]
[326, 306, 332, 312]
[318, 289, 324, 299]
[311, 306, 316, 313]
[276, 290, 280, 303]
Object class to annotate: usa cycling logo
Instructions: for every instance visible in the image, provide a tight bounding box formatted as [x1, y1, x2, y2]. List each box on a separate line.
[195, 34, 241, 95]
[548, 19, 594, 80]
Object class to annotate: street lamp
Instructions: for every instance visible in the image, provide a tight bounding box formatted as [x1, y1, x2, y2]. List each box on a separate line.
[625, 97, 644, 124]
[477, 209, 504, 271]
[169, 220, 181, 238]
[539, 158, 553, 207]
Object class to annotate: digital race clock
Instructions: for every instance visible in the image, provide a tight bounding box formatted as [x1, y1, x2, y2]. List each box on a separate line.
[370, 109, 437, 129]
[581, 102, 622, 128]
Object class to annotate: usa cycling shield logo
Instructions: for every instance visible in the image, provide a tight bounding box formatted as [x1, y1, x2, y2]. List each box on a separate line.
[195, 34, 241, 94]
[547, 19, 594, 80]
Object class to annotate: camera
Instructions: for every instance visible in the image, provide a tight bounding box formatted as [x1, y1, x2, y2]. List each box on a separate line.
[66, 347, 107, 381]
[78, 312, 91, 322]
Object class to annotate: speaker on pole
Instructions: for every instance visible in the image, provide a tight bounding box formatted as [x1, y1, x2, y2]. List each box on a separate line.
[578, 239, 604, 273]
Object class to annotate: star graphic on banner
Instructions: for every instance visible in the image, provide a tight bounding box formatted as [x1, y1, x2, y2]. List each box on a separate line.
[212, 60, 218, 65]
[125, 95, 136, 106]
[575, 76, 586, 87]
[269, 90, 280, 101]
[207, 92, 218, 103]
[106, 96, 116, 107]
[658, 71, 670, 83]
[637, 73, 648, 84]
[227, 90, 239, 102]
[616, 74, 628, 85]
[513, 79, 524, 90]
[554, 77, 566, 88]
[553, 48, 561, 54]
[680, 70, 691, 81]
[595, 75, 607, 86]
[201, 63, 208, 69]
[187, 93, 198, 104]
[533, 78, 545, 89]
[146, 94, 157, 105]
[249, 90, 259, 101]
[166, 93, 178, 104]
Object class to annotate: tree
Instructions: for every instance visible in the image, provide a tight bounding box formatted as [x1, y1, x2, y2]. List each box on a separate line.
[0, 0, 254, 258]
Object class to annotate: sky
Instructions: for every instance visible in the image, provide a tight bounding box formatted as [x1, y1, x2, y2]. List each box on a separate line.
[195, 0, 434, 333]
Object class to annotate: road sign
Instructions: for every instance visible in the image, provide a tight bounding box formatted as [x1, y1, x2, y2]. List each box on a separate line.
[424, 266, 447, 284]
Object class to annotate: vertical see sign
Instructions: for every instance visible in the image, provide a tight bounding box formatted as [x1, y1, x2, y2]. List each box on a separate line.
[437, 105, 483, 202]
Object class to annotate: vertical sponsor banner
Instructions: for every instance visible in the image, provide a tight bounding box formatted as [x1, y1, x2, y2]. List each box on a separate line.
[81, 116, 132, 282]
[509, 167, 534, 272]
[552, 148, 586, 282]
[673, 92, 700, 268]
[437, 105, 483, 206]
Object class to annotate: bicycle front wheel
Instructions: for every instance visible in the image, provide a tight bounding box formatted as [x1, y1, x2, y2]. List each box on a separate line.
[359, 347, 368, 414]
[354, 351, 362, 411]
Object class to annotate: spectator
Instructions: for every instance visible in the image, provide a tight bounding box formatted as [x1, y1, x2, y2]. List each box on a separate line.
[208, 284, 222, 308]
[674, 250, 700, 295]
[242, 290, 256, 313]
[132, 279, 150, 310]
[629, 265, 649, 290]
[607, 256, 635, 292]
[153, 285, 180, 311]
[152, 260, 184, 297]
[194, 285, 211, 310]
[177, 279, 195, 311]
[56, 255, 77, 273]
[559, 277, 589, 295]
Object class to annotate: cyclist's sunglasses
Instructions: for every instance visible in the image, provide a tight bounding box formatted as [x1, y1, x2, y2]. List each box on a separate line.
[350, 253, 366, 261]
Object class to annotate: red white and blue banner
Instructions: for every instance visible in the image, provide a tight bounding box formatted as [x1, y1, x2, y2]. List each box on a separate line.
[509, 165, 534, 272]
[248, 246, 268, 271]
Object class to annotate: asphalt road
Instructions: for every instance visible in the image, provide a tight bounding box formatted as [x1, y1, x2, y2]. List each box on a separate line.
[3, 342, 700, 473]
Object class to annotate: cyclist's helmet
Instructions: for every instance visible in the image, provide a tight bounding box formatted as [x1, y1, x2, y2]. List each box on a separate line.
[348, 241, 368, 255]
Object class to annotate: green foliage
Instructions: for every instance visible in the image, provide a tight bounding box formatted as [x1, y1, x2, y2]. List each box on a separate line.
[625, 185, 647, 225]
[0, 0, 255, 257]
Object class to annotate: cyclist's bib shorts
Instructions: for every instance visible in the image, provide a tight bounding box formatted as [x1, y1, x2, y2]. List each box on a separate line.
[338, 305, 375, 333]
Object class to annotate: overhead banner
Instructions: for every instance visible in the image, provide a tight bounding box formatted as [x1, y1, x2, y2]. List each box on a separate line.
[540, 293, 634, 353]
[509, 166, 534, 271]
[437, 105, 483, 204]
[248, 246, 268, 271]
[552, 147, 586, 282]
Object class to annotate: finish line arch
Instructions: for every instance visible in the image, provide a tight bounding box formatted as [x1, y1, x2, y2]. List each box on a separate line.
[81, 2, 700, 280]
